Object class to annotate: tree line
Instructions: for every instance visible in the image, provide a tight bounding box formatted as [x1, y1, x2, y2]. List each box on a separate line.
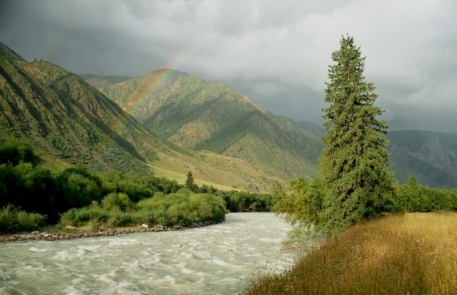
[0, 138, 273, 232]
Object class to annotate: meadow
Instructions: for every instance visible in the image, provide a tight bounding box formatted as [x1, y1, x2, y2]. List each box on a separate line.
[244, 213, 457, 294]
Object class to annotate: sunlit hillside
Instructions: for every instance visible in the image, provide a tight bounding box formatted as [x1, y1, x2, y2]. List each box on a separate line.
[85, 70, 324, 181]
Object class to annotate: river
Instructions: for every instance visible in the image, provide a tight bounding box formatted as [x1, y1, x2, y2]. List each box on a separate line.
[0, 213, 294, 295]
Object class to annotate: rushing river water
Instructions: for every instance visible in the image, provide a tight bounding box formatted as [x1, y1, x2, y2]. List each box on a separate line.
[0, 213, 294, 295]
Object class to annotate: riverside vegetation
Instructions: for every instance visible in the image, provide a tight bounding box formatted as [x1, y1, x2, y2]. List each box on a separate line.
[0, 138, 273, 233]
[244, 213, 457, 294]
[244, 35, 457, 294]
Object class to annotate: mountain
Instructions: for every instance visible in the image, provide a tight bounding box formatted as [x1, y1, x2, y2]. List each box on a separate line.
[0, 42, 284, 191]
[386, 130, 457, 188]
[293, 120, 326, 137]
[19, 41, 453, 190]
[290, 119, 457, 189]
[84, 70, 324, 181]
[0, 42, 161, 174]
[78, 74, 132, 89]
[85, 68, 456, 189]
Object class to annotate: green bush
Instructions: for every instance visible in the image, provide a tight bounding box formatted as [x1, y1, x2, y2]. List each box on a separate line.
[395, 176, 457, 212]
[60, 191, 226, 229]
[101, 192, 134, 212]
[0, 205, 46, 232]
[0, 138, 42, 167]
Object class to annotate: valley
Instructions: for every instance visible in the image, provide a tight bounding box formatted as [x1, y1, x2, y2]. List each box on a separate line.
[1, 32, 457, 295]
[1, 3, 456, 295]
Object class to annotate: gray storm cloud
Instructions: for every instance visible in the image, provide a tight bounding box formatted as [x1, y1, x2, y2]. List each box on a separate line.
[1, 0, 456, 132]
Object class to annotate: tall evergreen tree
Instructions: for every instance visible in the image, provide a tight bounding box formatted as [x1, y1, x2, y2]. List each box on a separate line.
[319, 35, 396, 234]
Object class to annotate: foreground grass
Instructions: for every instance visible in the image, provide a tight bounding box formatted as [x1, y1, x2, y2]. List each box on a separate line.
[244, 213, 457, 295]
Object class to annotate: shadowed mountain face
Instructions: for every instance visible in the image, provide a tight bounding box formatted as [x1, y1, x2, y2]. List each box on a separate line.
[386, 130, 457, 188]
[0, 42, 161, 174]
[84, 70, 324, 181]
[290, 120, 457, 189]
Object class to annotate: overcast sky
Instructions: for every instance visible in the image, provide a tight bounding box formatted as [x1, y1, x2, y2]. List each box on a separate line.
[1, 0, 456, 133]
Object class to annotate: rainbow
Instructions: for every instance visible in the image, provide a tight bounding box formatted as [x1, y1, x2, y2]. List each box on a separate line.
[124, 18, 240, 119]
[103, 9, 244, 150]
[32, 7, 243, 167]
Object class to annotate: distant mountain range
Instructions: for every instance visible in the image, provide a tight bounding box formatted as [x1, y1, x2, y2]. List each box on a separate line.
[387, 130, 457, 188]
[2, 41, 456, 190]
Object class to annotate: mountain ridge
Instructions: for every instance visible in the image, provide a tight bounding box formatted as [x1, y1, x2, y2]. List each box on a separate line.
[0, 43, 158, 174]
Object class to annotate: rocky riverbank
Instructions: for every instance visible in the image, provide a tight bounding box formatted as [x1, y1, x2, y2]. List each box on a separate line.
[0, 220, 219, 243]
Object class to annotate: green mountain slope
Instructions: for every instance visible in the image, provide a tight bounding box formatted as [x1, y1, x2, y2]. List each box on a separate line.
[0, 42, 160, 174]
[293, 120, 326, 137]
[1, 42, 285, 191]
[85, 69, 324, 180]
[386, 130, 457, 188]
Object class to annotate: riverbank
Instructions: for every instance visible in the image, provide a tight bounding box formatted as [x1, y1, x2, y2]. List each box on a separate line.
[0, 220, 220, 243]
[244, 212, 457, 294]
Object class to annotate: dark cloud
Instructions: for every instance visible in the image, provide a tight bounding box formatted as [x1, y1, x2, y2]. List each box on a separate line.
[1, 0, 456, 133]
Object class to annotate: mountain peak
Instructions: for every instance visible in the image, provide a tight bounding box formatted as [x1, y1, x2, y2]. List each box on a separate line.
[148, 68, 189, 79]
[0, 42, 27, 63]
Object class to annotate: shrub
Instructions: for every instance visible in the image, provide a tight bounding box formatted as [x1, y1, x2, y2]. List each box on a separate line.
[0, 205, 46, 232]
[101, 193, 133, 212]
[60, 191, 226, 229]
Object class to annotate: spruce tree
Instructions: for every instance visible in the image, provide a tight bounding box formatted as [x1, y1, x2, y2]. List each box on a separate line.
[185, 171, 195, 191]
[319, 35, 396, 234]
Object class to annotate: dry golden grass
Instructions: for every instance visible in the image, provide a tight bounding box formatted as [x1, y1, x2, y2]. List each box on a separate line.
[244, 213, 457, 295]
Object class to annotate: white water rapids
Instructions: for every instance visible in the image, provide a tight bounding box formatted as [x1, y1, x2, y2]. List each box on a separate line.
[0, 213, 295, 295]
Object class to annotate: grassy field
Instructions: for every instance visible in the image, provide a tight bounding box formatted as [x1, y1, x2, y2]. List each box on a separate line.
[244, 213, 457, 294]
[149, 150, 284, 192]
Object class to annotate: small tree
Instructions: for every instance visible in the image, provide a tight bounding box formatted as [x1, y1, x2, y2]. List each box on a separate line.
[185, 171, 196, 191]
[319, 35, 396, 234]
